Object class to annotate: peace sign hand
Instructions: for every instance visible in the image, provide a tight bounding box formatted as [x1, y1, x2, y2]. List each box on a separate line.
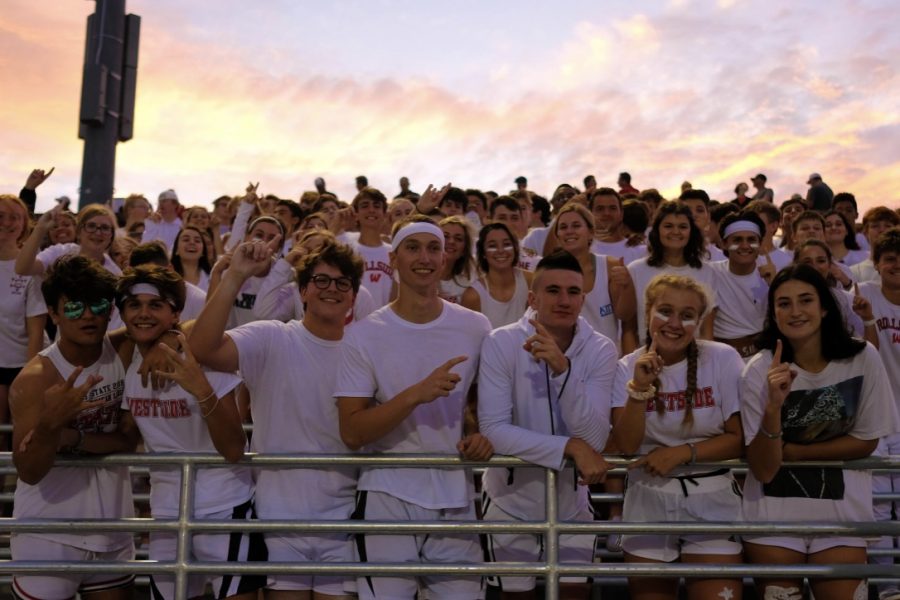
[41, 367, 105, 431]
[633, 332, 663, 389]
[154, 333, 211, 399]
[766, 339, 796, 409]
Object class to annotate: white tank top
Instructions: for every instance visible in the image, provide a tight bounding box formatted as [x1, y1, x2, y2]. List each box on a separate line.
[471, 270, 529, 329]
[582, 254, 619, 348]
[13, 338, 134, 552]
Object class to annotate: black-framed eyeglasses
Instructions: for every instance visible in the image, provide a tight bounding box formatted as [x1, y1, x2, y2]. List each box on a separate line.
[63, 298, 112, 320]
[82, 223, 114, 234]
[310, 274, 353, 292]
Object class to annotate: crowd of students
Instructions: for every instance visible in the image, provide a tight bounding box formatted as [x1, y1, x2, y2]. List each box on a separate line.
[1, 169, 900, 600]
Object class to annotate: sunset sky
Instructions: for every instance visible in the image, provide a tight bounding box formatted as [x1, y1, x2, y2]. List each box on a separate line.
[2, 0, 898, 214]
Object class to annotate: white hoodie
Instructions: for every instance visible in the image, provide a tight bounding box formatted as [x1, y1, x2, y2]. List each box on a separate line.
[478, 314, 617, 520]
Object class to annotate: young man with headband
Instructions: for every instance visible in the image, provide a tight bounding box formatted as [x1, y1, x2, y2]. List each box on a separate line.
[191, 239, 364, 599]
[710, 212, 770, 360]
[336, 215, 493, 600]
[478, 249, 616, 599]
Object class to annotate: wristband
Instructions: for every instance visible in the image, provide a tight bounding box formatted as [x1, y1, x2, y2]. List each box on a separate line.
[759, 423, 783, 439]
[686, 442, 697, 465]
[863, 319, 876, 327]
[626, 380, 656, 401]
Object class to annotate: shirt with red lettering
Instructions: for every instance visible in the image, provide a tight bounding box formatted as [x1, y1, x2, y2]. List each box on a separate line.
[122, 354, 252, 517]
[612, 340, 743, 475]
[350, 240, 393, 308]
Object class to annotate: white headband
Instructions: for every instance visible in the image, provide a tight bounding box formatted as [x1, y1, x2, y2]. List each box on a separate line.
[129, 283, 162, 298]
[391, 222, 445, 252]
[723, 220, 762, 240]
[128, 283, 177, 307]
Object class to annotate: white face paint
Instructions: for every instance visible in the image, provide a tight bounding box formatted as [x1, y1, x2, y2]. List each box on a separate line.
[652, 309, 697, 328]
[727, 242, 760, 251]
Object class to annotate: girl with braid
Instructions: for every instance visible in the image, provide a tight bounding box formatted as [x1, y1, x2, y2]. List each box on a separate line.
[610, 274, 745, 600]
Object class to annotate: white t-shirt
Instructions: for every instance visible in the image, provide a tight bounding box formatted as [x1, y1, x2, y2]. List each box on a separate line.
[837, 248, 869, 267]
[591, 238, 647, 266]
[122, 356, 251, 518]
[180, 281, 207, 322]
[627, 257, 719, 339]
[13, 338, 133, 551]
[522, 227, 549, 256]
[350, 240, 394, 308]
[470, 271, 529, 330]
[439, 273, 475, 304]
[335, 301, 491, 509]
[612, 340, 743, 475]
[141, 217, 183, 254]
[229, 320, 359, 520]
[858, 282, 900, 409]
[832, 288, 864, 337]
[0, 259, 46, 368]
[740, 344, 898, 524]
[479, 315, 616, 520]
[851, 259, 879, 284]
[756, 247, 793, 273]
[709, 260, 768, 340]
[36, 242, 121, 276]
[703, 244, 726, 262]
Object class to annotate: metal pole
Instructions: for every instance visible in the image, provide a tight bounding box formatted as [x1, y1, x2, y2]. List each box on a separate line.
[545, 469, 559, 600]
[174, 462, 195, 600]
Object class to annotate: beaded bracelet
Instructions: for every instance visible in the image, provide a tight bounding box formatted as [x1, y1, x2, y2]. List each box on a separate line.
[626, 380, 657, 402]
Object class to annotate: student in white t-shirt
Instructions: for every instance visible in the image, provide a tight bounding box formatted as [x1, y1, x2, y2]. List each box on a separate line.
[710, 212, 769, 359]
[856, 228, 900, 599]
[348, 187, 393, 308]
[741, 264, 898, 600]
[336, 216, 493, 600]
[461, 222, 533, 329]
[745, 200, 794, 274]
[679, 189, 726, 262]
[824, 211, 868, 267]
[611, 274, 744, 600]
[115, 266, 265, 600]
[438, 215, 477, 303]
[191, 240, 366, 599]
[478, 250, 616, 598]
[16, 203, 122, 278]
[793, 240, 865, 336]
[141, 188, 183, 254]
[0, 195, 46, 447]
[552, 203, 636, 353]
[627, 201, 719, 342]
[589, 187, 648, 265]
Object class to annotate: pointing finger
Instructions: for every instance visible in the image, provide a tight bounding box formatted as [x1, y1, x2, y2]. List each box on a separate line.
[772, 339, 783, 366]
[442, 356, 468, 371]
[648, 331, 659, 354]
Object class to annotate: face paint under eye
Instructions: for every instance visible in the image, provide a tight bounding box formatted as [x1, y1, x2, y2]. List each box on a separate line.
[652, 309, 697, 327]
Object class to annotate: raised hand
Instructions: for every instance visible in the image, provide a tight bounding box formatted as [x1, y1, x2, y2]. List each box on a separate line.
[415, 356, 467, 404]
[758, 250, 776, 284]
[609, 256, 630, 289]
[41, 367, 104, 431]
[633, 331, 663, 389]
[766, 339, 796, 409]
[229, 236, 282, 279]
[35, 201, 65, 232]
[154, 332, 212, 399]
[25, 167, 55, 190]
[852, 283, 874, 322]
[523, 319, 568, 375]
[241, 182, 260, 205]
[417, 183, 451, 214]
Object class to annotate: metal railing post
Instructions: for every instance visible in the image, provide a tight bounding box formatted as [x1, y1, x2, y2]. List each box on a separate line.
[174, 461, 195, 600]
[545, 468, 559, 600]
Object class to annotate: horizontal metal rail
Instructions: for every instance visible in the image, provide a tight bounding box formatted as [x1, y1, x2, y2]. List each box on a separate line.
[2, 452, 900, 600]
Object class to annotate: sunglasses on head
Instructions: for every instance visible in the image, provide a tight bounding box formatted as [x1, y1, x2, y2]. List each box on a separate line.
[63, 298, 112, 320]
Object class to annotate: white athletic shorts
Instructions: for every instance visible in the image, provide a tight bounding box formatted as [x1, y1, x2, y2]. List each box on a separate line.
[149, 499, 268, 600]
[622, 470, 743, 562]
[11, 534, 134, 600]
[744, 534, 868, 555]
[266, 532, 353, 596]
[352, 490, 483, 600]
[481, 493, 597, 592]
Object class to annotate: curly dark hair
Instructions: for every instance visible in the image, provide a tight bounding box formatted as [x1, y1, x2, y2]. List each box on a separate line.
[296, 241, 364, 295]
[41, 254, 117, 312]
[116, 264, 186, 314]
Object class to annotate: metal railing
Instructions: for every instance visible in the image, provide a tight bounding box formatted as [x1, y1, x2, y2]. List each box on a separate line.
[2, 452, 900, 600]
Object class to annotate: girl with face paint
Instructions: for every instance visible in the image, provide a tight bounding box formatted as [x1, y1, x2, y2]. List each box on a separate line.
[611, 274, 745, 600]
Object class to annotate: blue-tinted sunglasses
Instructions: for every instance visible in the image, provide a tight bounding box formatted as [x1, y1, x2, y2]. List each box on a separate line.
[63, 298, 112, 320]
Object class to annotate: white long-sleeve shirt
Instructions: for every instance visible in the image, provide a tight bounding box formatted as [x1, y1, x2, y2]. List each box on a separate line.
[478, 314, 617, 520]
